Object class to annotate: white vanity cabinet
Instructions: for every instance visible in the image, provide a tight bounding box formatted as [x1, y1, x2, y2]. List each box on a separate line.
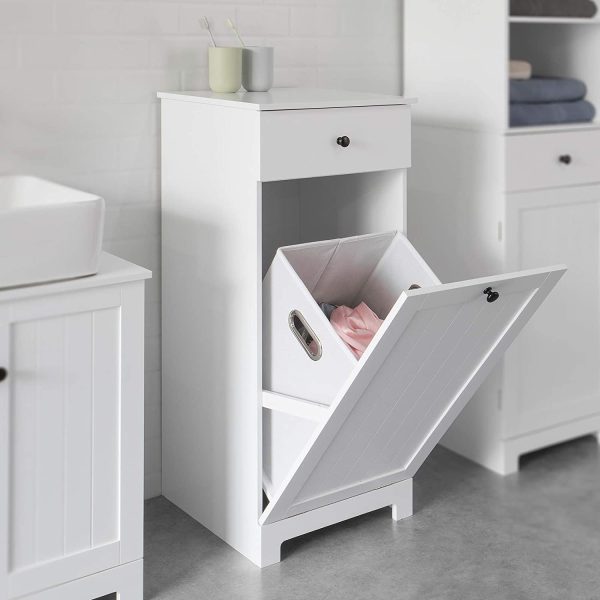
[0, 254, 150, 600]
[159, 88, 561, 568]
[405, 1, 600, 475]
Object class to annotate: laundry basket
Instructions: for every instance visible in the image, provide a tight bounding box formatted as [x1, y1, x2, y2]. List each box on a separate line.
[263, 231, 440, 405]
[262, 231, 440, 497]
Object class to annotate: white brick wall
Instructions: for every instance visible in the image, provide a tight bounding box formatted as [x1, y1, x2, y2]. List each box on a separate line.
[0, 0, 402, 500]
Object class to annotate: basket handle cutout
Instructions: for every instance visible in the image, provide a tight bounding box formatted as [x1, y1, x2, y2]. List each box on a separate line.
[289, 310, 322, 361]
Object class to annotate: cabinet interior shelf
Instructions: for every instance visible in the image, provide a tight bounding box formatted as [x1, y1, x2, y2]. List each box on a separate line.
[506, 121, 600, 135]
[509, 16, 600, 24]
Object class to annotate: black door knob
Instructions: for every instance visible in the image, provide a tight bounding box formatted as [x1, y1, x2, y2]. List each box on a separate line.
[337, 136, 350, 148]
[0, 368, 7, 382]
[559, 154, 572, 165]
[483, 287, 500, 303]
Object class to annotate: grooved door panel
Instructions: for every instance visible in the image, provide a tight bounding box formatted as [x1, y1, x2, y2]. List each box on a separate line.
[261, 266, 564, 524]
[9, 308, 121, 575]
[505, 185, 600, 436]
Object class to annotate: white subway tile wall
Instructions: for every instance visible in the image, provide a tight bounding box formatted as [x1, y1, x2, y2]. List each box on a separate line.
[0, 0, 402, 499]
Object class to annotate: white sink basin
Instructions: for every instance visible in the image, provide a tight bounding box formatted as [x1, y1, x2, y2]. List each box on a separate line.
[0, 176, 105, 288]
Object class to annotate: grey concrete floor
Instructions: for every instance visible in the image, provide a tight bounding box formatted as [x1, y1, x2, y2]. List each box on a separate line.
[144, 436, 600, 600]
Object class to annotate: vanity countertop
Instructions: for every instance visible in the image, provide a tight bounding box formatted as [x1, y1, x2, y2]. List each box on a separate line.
[157, 87, 416, 111]
[0, 253, 151, 303]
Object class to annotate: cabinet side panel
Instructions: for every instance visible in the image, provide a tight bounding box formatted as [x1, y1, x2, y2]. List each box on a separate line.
[404, 0, 508, 131]
[408, 126, 506, 281]
[160, 100, 262, 563]
[408, 127, 507, 461]
[119, 282, 145, 563]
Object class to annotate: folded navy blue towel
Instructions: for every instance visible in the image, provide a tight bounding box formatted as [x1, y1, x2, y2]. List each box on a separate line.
[510, 77, 587, 103]
[511, 0, 597, 17]
[510, 100, 596, 126]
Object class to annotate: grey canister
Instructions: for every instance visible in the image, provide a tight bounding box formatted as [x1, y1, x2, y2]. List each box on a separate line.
[242, 46, 274, 92]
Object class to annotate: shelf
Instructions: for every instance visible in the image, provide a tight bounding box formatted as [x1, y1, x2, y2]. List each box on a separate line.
[510, 16, 600, 24]
[262, 390, 328, 422]
[506, 121, 600, 135]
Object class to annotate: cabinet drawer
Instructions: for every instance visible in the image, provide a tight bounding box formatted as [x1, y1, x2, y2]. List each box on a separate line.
[260, 105, 411, 182]
[506, 128, 600, 192]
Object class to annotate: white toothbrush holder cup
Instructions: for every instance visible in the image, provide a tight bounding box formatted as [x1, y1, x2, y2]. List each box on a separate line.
[242, 47, 274, 92]
[208, 47, 242, 93]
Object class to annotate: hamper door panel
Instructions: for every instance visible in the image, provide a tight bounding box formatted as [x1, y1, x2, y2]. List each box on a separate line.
[261, 266, 565, 524]
[310, 291, 526, 493]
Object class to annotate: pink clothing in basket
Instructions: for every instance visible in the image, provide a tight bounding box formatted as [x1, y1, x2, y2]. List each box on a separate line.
[330, 302, 383, 359]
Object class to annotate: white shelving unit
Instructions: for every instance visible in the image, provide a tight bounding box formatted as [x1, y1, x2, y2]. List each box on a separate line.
[159, 87, 562, 566]
[404, 0, 600, 474]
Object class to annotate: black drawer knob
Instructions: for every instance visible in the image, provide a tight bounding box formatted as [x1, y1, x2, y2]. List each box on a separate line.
[559, 154, 572, 165]
[483, 287, 500, 303]
[337, 136, 350, 148]
[0, 368, 7, 382]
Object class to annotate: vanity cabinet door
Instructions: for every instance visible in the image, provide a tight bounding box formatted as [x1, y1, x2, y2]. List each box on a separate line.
[1, 282, 144, 600]
[504, 184, 600, 437]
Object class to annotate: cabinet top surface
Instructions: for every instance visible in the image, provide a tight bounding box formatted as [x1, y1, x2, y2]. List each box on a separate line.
[157, 87, 416, 111]
[0, 253, 151, 302]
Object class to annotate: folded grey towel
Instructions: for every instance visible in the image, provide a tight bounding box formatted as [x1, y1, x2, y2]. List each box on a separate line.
[510, 100, 596, 126]
[510, 77, 587, 103]
[510, 0, 597, 17]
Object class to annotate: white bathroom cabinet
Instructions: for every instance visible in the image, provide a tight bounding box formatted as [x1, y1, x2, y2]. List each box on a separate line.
[404, 0, 600, 474]
[0, 254, 150, 600]
[159, 88, 562, 567]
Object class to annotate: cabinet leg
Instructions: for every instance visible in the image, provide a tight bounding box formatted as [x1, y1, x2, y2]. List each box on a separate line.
[259, 529, 283, 568]
[499, 445, 520, 476]
[391, 477, 413, 522]
[116, 564, 143, 600]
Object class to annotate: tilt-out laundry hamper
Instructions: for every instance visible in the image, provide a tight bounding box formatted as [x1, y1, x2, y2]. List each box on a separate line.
[159, 88, 565, 567]
[261, 230, 565, 519]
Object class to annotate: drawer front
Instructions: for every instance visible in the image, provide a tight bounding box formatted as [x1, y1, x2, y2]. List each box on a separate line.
[506, 128, 600, 192]
[260, 105, 411, 182]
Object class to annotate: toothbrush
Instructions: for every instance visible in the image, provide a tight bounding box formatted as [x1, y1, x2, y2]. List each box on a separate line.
[200, 16, 216, 47]
[227, 17, 245, 47]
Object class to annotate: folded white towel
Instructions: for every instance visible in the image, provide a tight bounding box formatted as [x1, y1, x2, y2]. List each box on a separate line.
[510, 59, 532, 80]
